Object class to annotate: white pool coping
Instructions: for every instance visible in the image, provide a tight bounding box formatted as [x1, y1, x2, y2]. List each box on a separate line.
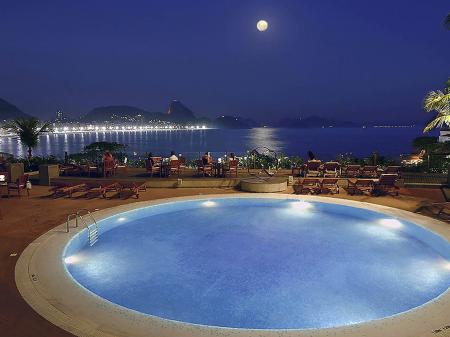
[15, 194, 450, 337]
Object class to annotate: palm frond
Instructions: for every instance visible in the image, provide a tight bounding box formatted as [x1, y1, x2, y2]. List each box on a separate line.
[423, 90, 450, 111]
[423, 113, 450, 132]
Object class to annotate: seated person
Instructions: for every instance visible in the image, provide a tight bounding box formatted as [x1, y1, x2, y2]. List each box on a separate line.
[169, 151, 178, 161]
[226, 152, 237, 163]
[202, 152, 213, 165]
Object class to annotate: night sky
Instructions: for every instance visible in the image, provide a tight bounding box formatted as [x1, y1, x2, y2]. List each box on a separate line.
[1, 0, 449, 123]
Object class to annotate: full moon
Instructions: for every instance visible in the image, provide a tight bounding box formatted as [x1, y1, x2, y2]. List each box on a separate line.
[256, 20, 268, 32]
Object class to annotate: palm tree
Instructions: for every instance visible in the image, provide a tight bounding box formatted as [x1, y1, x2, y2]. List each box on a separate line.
[2, 118, 51, 159]
[445, 13, 450, 29]
[423, 79, 450, 132]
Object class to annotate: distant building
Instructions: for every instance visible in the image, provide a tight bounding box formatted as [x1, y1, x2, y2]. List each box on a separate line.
[439, 130, 450, 143]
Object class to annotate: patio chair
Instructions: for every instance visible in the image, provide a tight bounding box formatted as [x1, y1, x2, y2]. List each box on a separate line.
[223, 159, 238, 178]
[168, 160, 181, 177]
[347, 179, 374, 195]
[293, 178, 321, 194]
[87, 162, 100, 177]
[7, 174, 29, 198]
[178, 157, 187, 170]
[115, 158, 128, 175]
[119, 181, 147, 199]
[373, 174, 399, 196]
[145, 157, 162, 177]
[49, 183, 87, 198]
[361, 166, 379, 178]
[196, 160, 213, 177]
[103, 160, 115, 177]
[320, 178, 339, 194]
[322, 162, 340, 178]
[343, 165, 361, 178]
[305, 160, 322, 177]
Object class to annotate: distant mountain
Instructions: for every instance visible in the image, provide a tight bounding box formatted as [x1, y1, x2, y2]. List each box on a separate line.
[0, 98, 32, 121]
[214, 115, 257, 129]
[80, 105, 165, 123]
[277, 116, 359, 128]
[166, 100, 196, 123]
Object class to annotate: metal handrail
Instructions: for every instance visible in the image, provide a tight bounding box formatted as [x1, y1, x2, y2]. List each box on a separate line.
[76, 209, 98, 229]
[66, 213, 77, 233]
[66, 209, 99, 233]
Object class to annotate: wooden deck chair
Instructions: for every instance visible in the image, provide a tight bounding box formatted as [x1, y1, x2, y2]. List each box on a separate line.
[373, 174, 399, 196]
[347, 179, 374, 195]
[293, 178, 321, 194]
[321, 178, 339, 194]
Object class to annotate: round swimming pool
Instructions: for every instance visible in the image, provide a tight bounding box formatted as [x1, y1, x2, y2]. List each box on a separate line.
[62, 197, 450, 330]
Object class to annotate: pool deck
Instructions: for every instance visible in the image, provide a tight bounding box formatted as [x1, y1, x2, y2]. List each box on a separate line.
[1, 185, 449, 337]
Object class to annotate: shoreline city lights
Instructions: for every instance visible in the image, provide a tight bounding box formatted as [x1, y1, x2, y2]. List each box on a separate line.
[50, 124, 209, 134]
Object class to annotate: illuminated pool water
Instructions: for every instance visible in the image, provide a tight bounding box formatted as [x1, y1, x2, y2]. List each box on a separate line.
[64, 198, 450, 329]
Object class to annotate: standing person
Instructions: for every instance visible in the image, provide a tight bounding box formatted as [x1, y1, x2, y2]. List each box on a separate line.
[169, 151, 178, 161]
[64, 151, 69, 165]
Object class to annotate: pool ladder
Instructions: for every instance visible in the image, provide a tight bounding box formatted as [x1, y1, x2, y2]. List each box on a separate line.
[66, 209, 99, 246]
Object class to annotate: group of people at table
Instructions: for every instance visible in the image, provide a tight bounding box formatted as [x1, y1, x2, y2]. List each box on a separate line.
[145, 151, 239, 177]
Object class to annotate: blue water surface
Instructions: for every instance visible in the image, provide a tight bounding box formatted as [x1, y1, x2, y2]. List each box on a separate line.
[65, 198, 450, 329]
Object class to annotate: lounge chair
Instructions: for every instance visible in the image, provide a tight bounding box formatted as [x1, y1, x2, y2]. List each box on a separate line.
[305, 160, 322, 177]
[347, 179, 374, 195]
[119, 182, 147, 199]
[373, 174, 399, 196]
[343, 165, 361, 178]
[361, 166, 379, 178]
[49, 183, 87, 198]
[321, 178, 339, 194]
[197, 160, 213, 177]
[383, 166, 401, 176]
[84, 182, 121, 199]
[293, 178, 321, 194]
[322, 162, 340, 178]
[7, 174, 29, 197]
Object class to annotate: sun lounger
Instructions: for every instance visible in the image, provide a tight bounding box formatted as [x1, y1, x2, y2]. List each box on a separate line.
[343, 165, 361, 178]
[49, 183, 87, 198]
[347, 179, 374, 195]
[321, 178, 339, 194]
[322, 162, 340, 177]
[383, 166, 401, 176]
[361, 166, 379, 178]
[119, 182, 147, 199]
[85, 182, 121, 199]
[7, 174, 29, 198]
[373, 174, 399, 196]
[305, 160, 322, 177]
[293, 178, 321, 194]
